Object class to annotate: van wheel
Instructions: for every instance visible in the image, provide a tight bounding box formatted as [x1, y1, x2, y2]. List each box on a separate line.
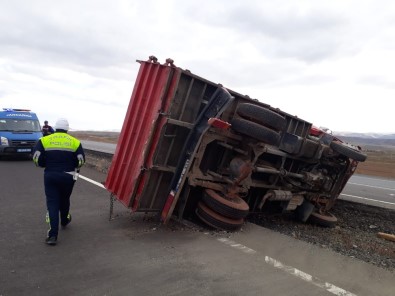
[330, 141, 367, 162]
[202, 189, 249, 219]
[308, 211, 337, 228]
[236, 103, 286, 131]
[196, 202, 244, 231]
[231, 118, 281, 146]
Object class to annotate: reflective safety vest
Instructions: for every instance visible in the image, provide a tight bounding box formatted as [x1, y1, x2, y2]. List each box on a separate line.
[40, 133, 81, 152]
[33, 132, 85, 170]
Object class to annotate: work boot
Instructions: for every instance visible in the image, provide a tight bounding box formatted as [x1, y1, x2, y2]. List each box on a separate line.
[45, 236, 57, 246]
[61, 214, 72, 228]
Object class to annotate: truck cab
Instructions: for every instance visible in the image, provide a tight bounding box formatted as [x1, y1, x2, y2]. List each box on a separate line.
[0, 109, 42, 158]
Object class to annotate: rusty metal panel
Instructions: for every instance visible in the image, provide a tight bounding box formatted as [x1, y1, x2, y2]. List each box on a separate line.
[131, 72, 222, 212]
[105, 61, 180, 208]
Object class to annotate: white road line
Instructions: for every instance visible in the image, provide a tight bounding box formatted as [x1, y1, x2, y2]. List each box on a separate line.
[79, 174, 106, 189]
[217, 237, 256, 254]
[340, 193, 395, 205]
[348, 182, 395, 191]
[217, 238, 356, 296]
[265, 256, 357, 296]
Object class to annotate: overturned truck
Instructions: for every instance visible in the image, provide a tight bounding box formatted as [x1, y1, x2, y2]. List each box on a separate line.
[105, 56, 367, 231]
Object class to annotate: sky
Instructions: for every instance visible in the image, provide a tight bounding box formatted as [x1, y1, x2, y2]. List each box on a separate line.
[1, 0, 394, 133]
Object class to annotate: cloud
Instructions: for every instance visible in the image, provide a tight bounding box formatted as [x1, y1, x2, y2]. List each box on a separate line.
[175, 1, 347, 63]
[358, 75, 395, 89]
[0, 0, 394, 133]
[0, 1, 140, 72]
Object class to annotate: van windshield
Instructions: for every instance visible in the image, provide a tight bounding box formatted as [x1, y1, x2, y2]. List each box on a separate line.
[0, 119, 41, 132]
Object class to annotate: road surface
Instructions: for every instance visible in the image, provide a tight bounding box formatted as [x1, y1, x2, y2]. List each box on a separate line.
[341, 175, 395, 210]
[0, 159, 394, 296]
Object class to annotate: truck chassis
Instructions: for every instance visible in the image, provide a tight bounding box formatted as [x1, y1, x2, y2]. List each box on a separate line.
[105, 57, 366, 231]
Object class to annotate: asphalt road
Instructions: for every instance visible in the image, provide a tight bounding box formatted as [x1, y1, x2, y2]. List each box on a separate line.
[341, 175, 395, 210]
[81, 140, 117, 154]
[0, 159, 394, 296]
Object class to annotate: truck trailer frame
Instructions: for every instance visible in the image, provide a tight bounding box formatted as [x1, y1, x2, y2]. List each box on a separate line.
[105, 56, 366, 230]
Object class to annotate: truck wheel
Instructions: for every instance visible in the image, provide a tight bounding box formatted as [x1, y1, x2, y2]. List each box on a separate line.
[330, 141, 367, 162]
[231, 118, 281, 146]
[308, 211, 337, 228]
[196, 202, 244, 231]
[202, 189, 249, 219]
[236, 103, 286, 132]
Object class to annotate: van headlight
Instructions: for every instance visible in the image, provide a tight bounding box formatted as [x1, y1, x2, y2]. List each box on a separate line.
[1, 137, 9, 146]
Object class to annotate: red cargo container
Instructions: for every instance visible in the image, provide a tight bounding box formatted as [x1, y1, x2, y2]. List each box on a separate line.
[105, 56, 366, 230]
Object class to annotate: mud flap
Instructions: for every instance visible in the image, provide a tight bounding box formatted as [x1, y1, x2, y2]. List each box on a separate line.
[296, 200, 315, 222]
[161, 87, 234, 223]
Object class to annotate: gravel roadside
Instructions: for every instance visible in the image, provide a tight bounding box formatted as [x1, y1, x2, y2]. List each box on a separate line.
[249, 200, 395, 272]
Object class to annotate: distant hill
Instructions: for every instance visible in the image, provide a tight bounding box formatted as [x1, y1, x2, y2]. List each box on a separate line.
[335, 132, 395, 139]
[334, 132, 395, 149]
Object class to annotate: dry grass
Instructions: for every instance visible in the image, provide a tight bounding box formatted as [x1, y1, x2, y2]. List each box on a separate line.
[69, 131, 119, 144]
[356, 149, 395, 179]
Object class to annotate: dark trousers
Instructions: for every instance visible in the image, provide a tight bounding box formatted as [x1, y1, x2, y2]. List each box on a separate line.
[44, 172, 75, 237]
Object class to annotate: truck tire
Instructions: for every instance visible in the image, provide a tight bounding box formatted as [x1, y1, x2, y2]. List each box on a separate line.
[202, 189, 249, 219]
[231, 118, 281, 146]
[308, 211, 337, 228]
[196, 202, 244, 231]
[236, 103, 286, 131]
[330, 141, 367, 162]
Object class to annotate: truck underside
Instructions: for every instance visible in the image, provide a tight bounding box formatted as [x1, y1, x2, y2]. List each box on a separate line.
[105, 57, 367, 231]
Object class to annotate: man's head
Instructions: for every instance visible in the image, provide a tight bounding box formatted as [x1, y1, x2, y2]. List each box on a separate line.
[44, 120, 48, 125]
[55, 118, 69, 131]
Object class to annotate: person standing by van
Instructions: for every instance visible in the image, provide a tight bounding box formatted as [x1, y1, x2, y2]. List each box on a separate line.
[41, 120, 54, 136]
[33, 118, 85, 246]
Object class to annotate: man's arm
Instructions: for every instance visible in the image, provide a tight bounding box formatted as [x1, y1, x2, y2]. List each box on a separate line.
[75, 143, 85, 168]
[32, 140, 46, 167]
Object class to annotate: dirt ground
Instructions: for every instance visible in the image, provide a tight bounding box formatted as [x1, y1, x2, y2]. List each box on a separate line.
[70, 131, 119, 144]
[73, 131, 395, 272]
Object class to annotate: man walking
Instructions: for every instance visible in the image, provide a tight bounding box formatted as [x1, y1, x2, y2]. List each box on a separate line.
[33, 118, 85, 245]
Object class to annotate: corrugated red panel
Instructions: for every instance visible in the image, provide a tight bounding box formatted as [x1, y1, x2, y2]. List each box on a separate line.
[105, 61, 179, 208]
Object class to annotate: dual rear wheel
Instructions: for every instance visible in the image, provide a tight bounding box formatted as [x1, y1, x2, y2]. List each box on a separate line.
[231, 103, 286, 146]
[196, 189, 249, 231]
